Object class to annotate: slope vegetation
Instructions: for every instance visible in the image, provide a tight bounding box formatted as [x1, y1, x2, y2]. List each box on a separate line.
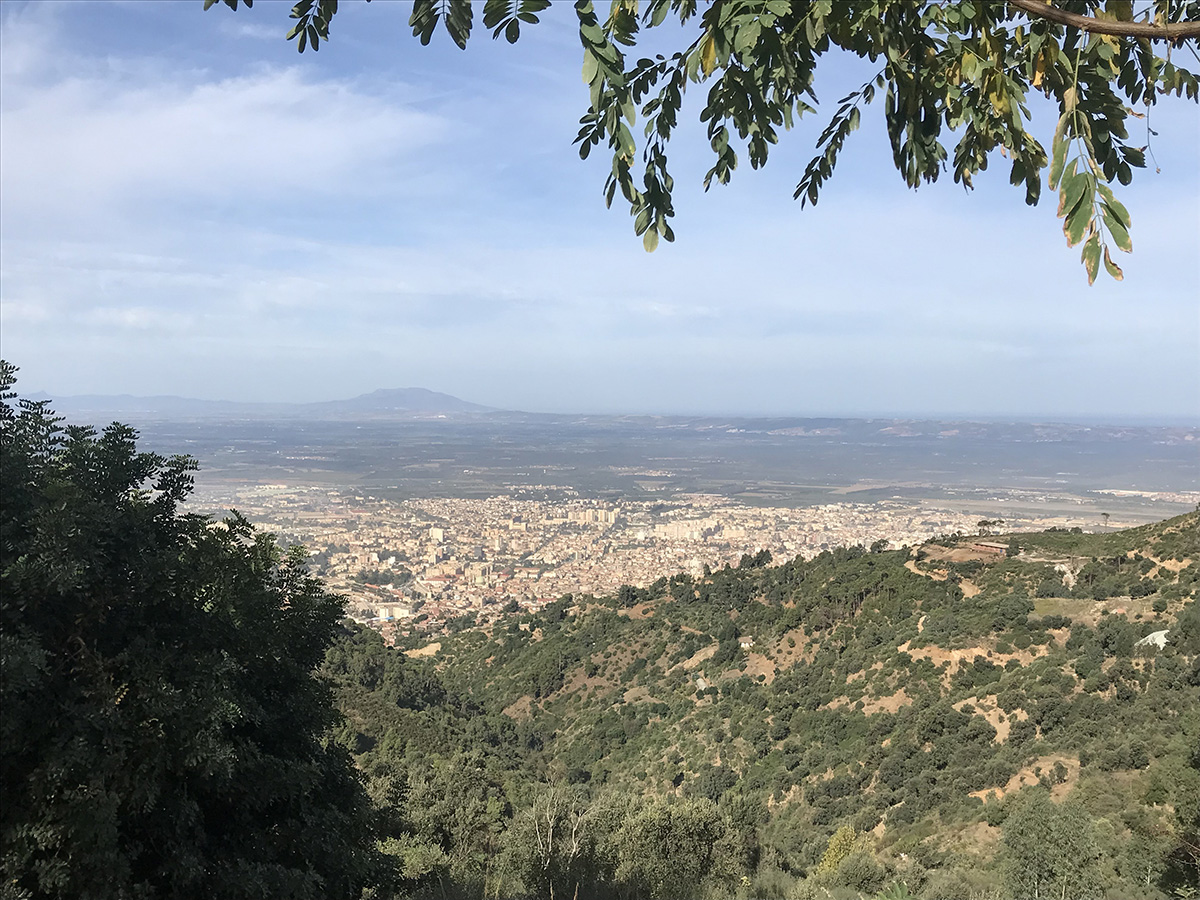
[330, 513, 1200, 899]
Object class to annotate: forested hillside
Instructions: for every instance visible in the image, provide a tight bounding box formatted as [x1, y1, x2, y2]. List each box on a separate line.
[328, 514, 1200, 900]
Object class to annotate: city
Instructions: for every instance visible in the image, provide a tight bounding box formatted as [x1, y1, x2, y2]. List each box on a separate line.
[189, 483, 1189, 639]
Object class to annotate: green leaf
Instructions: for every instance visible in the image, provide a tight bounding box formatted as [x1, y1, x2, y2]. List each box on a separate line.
[1102, 209, 1133, 252]
[1108, 0, 1133, 21]
[1096, 182, 1130, 228]
[580, 20, 604, 45]
[616, 122, 636, 157]
[505, 19, 521, 43]
[1056, 163, 1086, 219]
[1102, 245, 1124, 280]
[1081, 232, 1101, 285]
[1063, 180, 1093, 248]
[410, 0, 439, 44]
[445, 0, 474, 50]
[643, 226, 660, 252]
[621, 96, 636, 125]
[582, 51, 599, 84]
[1122, 146, 1146, 168]
[1048, 113, 1069, 189]
[591, 39, 621, 65]
[734, 20, 761, 56]
[961, 54, 977, 82]
[482, 0, 507, 30]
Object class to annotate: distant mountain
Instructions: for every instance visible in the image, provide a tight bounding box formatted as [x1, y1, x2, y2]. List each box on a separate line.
[29, 390, 1197, 445]
[34, 387, 494, 421]
[304, 388, 491, 414]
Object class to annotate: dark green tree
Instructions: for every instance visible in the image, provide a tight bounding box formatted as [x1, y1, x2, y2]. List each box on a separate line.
[0, 362, 380, 899]
[1163, 743, 1200, 891]
[403, 752, 509, 889]
[614, 797, 729, 900]
[493, 783, 601, 900]
[1002, 789, 1103, 900]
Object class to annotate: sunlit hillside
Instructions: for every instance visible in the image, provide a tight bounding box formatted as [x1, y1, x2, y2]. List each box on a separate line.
[325, 512, 1200, 898]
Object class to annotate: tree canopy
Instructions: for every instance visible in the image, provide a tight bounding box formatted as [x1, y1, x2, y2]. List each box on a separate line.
[206, 0, 1199, 283]
[0, 362, 379, 899]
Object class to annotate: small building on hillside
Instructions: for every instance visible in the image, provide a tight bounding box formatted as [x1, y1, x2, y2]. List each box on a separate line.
[971, 541, 1008, 557]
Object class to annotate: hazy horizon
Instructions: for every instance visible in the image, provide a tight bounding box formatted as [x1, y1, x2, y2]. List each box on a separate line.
[24, 381, 1199, 428]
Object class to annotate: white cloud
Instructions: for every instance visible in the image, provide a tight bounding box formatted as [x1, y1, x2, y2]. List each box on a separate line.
[218, 20, 282, 41]
[1, 59, 446, 236]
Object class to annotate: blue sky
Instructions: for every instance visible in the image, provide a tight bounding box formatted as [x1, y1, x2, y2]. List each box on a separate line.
[1, 1, 1197, 420]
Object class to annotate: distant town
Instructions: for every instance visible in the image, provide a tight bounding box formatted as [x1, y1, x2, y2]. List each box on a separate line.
[189, 483, 1194, 640]
[64, 394, 1195, 646]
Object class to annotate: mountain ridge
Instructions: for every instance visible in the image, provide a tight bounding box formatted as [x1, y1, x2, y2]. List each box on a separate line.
[26, 389, 1199, 441]
[31, 386, 494, 419]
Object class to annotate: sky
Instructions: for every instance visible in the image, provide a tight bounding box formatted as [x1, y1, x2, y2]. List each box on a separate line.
[1, 1, 1198, 421]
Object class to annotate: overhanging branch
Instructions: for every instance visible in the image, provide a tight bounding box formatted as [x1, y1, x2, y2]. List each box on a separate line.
[1009, 0, 1200, 39]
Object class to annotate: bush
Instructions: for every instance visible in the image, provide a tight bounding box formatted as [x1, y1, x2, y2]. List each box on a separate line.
[752, 864, 797, 899]
[835, 851, 887, 893]
[920, 868, 1001, 900]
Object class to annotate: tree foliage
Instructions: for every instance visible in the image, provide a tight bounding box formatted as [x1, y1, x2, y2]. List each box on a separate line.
[206, 0, 1198, 282]
[1002, 789, 1103, 900]
[612, 797, 729, 900]
[0, 361, 379, 899]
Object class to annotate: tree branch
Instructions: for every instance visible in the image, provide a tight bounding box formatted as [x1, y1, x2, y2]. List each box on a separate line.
[1009, 1, 1200, 39]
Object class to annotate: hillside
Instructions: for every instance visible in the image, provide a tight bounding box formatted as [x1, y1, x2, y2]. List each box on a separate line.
[325, 512, 1200, 899]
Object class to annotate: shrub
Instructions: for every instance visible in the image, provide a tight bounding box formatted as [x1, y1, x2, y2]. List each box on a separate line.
[835, 851, 887, 893]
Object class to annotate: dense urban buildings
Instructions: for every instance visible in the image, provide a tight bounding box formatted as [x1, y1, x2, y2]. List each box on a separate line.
[190, 484, 1189, 639]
